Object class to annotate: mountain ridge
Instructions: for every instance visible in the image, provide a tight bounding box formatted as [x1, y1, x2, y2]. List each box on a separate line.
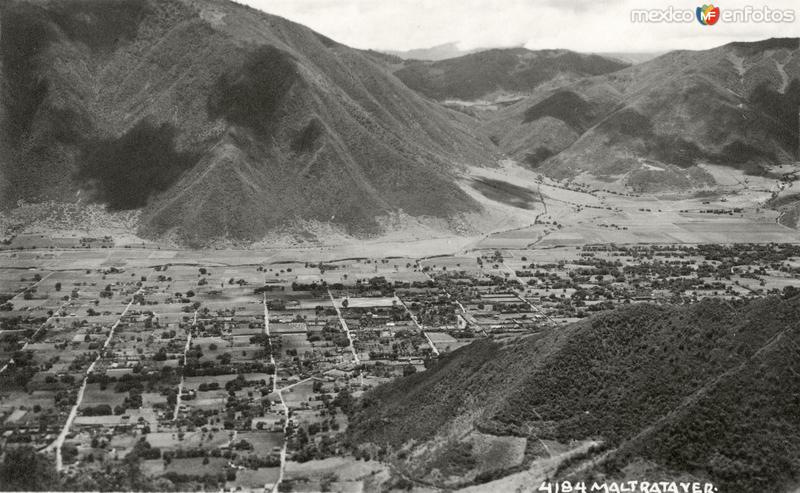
[1, 0, 798, 244]
[0, 0, 497, 246]
[346, 293, 800, 492]
[390, 47, 630, 101]
[487, 37, 800, 190]
[383, 42, 488, 61]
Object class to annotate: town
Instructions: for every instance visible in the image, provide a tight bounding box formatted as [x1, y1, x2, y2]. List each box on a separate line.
[1, 241, 798, 491]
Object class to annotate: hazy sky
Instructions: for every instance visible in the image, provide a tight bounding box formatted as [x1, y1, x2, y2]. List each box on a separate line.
[241, 0, 799, 53]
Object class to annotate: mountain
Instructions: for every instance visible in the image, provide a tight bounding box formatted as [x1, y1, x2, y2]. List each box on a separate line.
[489, 38, 800, 190]
[346, 291, 800, 492]
[384, 42, 485, 61]
[390, 48, 630, 101]
[597, 51, 664, 65]
[0, 0, 496, 246]
[2, 0, 798, 245]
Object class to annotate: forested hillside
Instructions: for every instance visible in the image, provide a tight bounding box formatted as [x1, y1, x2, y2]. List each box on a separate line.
[346, 292, 800, 492]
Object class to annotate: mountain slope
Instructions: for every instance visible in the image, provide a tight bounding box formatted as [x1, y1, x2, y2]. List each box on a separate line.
[346, 293, 800, 491]
[0, 0, 496, 245]
[489, 38, 800, 190]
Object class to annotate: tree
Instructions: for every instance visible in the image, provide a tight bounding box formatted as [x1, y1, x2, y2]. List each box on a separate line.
[0, 446, 59, 491]
[167, 390, 177, 409]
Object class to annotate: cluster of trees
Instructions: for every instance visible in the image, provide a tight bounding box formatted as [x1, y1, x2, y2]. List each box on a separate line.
[0, 446, 60, 491]
[492, 297, 797, 446]
[82, 404, 113, 416]
[603, 293, 800, 492]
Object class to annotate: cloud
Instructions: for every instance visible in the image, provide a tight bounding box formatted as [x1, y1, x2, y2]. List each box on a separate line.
[241, 0, 799, 53]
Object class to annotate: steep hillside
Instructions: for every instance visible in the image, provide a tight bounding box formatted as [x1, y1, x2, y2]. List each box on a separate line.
[0, 0, 496, 245]
[391, 48, 629, 101]
[489, 38, 800, 191]
[346, 292, 800, 491]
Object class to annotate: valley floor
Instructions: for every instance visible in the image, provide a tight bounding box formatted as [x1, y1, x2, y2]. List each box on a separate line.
[1, 161, 799, 491]
[1, 237, 799, 491]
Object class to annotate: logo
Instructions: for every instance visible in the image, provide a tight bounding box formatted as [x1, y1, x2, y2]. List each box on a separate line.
[696, 4, 721, 25]
[631, 4, 795, 24]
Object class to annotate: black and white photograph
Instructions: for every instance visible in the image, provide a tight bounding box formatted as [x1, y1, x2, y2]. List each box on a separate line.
[0, 0, 799, 491]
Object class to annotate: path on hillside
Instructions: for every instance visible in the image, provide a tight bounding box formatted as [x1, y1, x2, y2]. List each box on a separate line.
[44, 288, 142, 471]
[263, 296, 288, 493]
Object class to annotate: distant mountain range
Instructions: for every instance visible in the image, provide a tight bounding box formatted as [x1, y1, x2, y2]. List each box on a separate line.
[390, 48, 630, 101]
[0, 0, 798, 245]
[383, 43, 661, 65]
[597, 51, 663, 65]
[383, 42, 485, 61]
[487, 38, 800, 190]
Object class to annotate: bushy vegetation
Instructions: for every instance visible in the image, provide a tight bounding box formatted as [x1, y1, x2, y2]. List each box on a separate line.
[76, 120, 199, 209]
[346, 336, 515, 447]
[522, 90, 599, 131]
[523, 147, 554, 167]
[46, 0, 148, 52]
[424, 441, 477, 477]
[0, 446, 59, 491]
[748, 79, 800, 155]
[492, 298, 796, 441]
[347, 295, 800, 492]
[607, 295, 800, 492]
[599, 108, 776, 170]
[207, 45, 298, 136]
[0, 0, 147, 144]
[470, 177, 540, 210]
[291, 117, 324, 153]
[0, 3, 54, 142]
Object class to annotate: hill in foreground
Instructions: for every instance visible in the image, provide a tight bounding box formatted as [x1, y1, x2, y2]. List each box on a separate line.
[346, 292, 800, 492]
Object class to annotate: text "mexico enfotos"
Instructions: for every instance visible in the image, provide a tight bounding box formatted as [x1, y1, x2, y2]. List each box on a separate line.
[631, 4, 796, 24]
